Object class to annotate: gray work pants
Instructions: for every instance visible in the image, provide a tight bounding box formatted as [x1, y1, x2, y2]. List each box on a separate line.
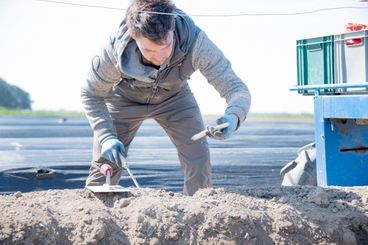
[85, 88, 212, 196]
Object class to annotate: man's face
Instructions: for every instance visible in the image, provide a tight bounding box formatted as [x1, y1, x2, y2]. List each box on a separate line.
[133, 31, 174, 66]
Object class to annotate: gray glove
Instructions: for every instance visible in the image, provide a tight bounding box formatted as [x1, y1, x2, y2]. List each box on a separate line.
[207, 114, 238, 140]
[100, 136, 127, 169]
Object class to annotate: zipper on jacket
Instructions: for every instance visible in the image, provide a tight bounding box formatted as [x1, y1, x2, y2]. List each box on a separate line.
[146, 69, 163, 104]
[146, 83, 159, 104]
[145, 58, 184, 104]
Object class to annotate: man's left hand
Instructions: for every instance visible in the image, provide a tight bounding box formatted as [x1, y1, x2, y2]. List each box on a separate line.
[207, 114, 238, 140]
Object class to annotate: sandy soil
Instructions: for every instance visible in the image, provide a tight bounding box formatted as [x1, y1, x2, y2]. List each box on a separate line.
[0, 186, 367, 244]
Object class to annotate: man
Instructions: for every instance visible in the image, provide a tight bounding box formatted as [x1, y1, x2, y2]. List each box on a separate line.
[81, 0, 251, 196]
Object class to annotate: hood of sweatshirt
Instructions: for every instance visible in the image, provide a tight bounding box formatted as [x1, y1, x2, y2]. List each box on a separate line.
[111, 9, 197, 83]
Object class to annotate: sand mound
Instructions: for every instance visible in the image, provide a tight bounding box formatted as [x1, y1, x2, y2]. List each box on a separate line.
[0, 186, 368, 244]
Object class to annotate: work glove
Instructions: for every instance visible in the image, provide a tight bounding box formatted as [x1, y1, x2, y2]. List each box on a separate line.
[207, 114, 238, 140]
[100, 136, 127, 169]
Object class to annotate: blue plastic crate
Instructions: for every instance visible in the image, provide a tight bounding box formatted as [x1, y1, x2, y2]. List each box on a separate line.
[297, 35, 335, 94]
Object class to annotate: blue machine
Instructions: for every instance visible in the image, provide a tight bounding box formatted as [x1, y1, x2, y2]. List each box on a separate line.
[291, 83, 368, 186]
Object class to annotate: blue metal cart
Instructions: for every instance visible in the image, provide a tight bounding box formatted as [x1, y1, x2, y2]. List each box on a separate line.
[291, 83, 368, 186]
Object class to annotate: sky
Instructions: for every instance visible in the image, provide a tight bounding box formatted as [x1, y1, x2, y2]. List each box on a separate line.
[0, 0, 367, 114]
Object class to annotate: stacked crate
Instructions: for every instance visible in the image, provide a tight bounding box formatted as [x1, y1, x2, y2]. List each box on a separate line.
[297, 30, 368, 94]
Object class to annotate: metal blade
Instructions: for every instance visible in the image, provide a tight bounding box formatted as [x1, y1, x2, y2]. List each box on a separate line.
[85, 185, 132, 193]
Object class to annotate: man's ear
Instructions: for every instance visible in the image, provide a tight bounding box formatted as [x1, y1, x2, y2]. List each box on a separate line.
[128, 30, 135, 40]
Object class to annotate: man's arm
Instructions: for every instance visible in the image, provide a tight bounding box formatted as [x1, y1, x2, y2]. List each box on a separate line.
[80, 36, 122, 143]
[192, 31, 251, 128]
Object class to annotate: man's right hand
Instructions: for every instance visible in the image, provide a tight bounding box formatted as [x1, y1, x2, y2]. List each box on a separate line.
[100, 136, 127, 169]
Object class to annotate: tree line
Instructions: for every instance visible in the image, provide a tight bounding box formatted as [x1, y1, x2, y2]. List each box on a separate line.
[0, 78, 32, 110]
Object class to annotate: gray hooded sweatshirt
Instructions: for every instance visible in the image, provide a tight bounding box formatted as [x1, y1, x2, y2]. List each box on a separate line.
[81, 9, 251, 143]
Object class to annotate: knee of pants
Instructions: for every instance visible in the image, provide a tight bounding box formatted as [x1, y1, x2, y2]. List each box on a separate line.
[180, 157, 211, 188]
[177, 141, 210, 168]
[183, 167, 212, 196]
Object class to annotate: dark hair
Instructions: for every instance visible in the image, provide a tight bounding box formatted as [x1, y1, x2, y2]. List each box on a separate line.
[126, 0, 176, 44]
